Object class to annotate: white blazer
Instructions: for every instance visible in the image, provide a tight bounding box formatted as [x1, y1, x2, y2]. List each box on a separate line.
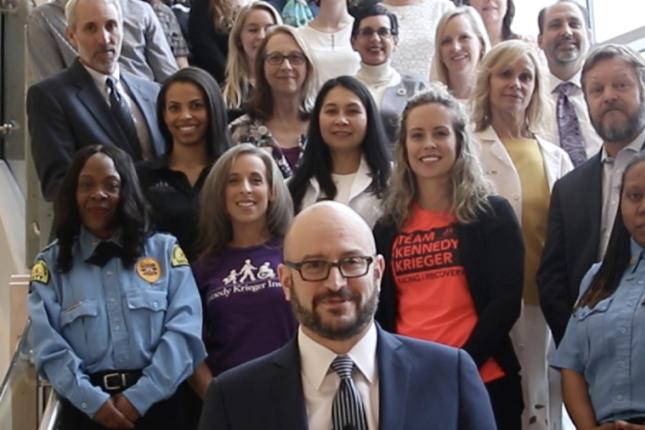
[300, 156, 383, 228]
[476, 126, 573, 222]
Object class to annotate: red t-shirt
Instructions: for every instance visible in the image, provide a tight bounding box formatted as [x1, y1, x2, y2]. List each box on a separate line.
[392, 205, 505, 383]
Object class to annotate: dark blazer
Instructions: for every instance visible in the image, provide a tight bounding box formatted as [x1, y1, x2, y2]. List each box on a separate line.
[373, 196, 523, 374]
[27, 59, 164, 201]
[198, 326, 496, 430]
[537, 153, 602, 344]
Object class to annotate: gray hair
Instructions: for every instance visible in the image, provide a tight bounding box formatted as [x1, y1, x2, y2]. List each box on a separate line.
[65, 0, 123, 31]
[581, 43, 645, 92]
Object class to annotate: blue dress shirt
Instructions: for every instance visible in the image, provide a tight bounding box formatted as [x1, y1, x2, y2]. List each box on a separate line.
[552, 238, 645, 423]
[29, 228, 206, 418]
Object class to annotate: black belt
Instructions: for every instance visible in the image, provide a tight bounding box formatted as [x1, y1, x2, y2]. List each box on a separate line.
[89, 370, 142, 392]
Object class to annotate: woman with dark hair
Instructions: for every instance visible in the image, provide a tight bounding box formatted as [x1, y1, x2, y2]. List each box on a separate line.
[374, 84, 524, 429]
[552, 154, 645, 428]
[465, 0, 518, 45]
[137, 66, 231, 261]
[29, 145, 206, 430]
[229, 25, 317, 178]
[189, 144, 297, 399]
[288, 75, 391, 227]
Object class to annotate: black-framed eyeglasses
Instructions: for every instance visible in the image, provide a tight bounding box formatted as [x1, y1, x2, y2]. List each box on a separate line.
[285, 256, 375, 281]
[264, 52, 306, 66]
[357, 27, 394, 39]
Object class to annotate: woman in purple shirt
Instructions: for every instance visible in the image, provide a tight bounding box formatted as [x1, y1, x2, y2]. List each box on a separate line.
[190, 144, 297, 398]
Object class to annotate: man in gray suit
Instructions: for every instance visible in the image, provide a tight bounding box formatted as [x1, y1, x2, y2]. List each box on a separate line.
[27, 0, 165, 201]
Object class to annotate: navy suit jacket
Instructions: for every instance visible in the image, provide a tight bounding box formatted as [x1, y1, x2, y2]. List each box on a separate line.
[198, 327, 496, 430]
[537, 153, 602, 344]
[27, 59, 164, 201]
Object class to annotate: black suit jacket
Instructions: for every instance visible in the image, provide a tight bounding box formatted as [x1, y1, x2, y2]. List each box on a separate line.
[537, 153, 602, 344]
[27, 59, 164, 201]
[198, 327, 496, 430]
[373, 196, 523, 374]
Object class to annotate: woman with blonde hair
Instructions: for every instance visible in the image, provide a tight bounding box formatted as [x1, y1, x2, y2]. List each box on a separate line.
[374, 83, 524, 428]
[223, 1, 282, 115]
[189, 144, 297, 399]
[189, 0, 244, 83]
[430, 6, 490, 101]
[229, 25, 317, 178]
[472, 39, 572, 429]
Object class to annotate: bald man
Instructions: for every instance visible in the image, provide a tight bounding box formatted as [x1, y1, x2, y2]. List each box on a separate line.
[198, 201, 496, 430]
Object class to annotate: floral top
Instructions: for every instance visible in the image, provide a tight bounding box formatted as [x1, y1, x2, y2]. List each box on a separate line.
[229, 114, 306, 178]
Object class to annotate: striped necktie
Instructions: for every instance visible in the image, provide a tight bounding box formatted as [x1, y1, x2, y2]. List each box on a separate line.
[330, 355, 368, 430]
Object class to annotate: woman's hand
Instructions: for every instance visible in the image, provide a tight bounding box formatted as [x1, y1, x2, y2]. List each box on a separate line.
[614, 421, 645, 429]
[189, 361, 214, 400]
[113, 393, 141, 423]
[94, 398, 135, 429]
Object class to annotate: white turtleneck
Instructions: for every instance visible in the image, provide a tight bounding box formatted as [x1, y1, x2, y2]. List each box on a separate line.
[355, 61, 401, 105]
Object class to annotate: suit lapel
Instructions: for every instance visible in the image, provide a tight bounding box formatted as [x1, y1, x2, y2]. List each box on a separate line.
[72, 60, 129, 145]
[271, 338, 309, 429]
[123, 73, 164, 157]
[587, 153, 603, 255]
[377, 328, 410, 430]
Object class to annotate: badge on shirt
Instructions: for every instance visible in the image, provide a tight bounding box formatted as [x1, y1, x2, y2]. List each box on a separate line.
[136, 257, 161, 283]
[31, 260, 49, 284]
[170, 244, 189, 267]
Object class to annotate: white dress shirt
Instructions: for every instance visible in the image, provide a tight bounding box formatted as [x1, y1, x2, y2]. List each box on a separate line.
[84, 64, 153, 160]
[543, 71, 603, 160]
[298, 323, 379, 430]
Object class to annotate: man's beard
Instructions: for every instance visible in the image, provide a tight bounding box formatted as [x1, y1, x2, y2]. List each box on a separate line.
[592, 101, 645, 143]
[289, 284, 378, 341]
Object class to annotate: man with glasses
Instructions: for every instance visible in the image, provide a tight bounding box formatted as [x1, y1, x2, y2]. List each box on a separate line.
[350, 3, 427, 144]
[198, 201, 495, 430]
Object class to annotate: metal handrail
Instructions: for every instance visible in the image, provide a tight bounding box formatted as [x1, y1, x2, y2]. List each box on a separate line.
[37, 390, 61, 430]
[0, 319, 31, 402]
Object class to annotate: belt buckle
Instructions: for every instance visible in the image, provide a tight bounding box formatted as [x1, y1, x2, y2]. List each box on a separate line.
[102, 372, 127, 390]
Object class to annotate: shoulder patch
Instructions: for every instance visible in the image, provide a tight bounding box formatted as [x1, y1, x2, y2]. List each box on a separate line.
[31, 260, 50, 285]
[171, 244, 189, 267]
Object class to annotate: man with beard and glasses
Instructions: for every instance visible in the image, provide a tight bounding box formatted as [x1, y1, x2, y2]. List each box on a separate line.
[198, 201, 496, 430]
[538, 0, 602, 167]
[27, 0, 165, 202]
[539, 43, 645, 346]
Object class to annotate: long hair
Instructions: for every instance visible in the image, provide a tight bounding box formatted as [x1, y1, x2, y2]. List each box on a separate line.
[53, 145, 151, 272]
[209, 0, 240, 32]
[288, 76, 392, 213]
[464, 0, 517, 41]
[223, 1, 282, 109]
[471, 40, 552, 135]
[577, 155, 645, 309]
[246, 25, 318, 121]
[157, 67, 232, 160]
[382, 84, 493, 228]
[430, 6, 491, 87]
[197, 144, 293, 258]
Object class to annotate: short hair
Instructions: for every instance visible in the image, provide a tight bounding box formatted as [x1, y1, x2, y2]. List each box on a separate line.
[197, 144, 293, 258]
[53, 145, 151, 272]
[471, 40, 552, 134]
[430, 6, 491, 86]
[581, 43, 645, 93]
[223, 1, 283, 109]
[65, 0, 123, 30]
[246, 25, 318, 121]
[349, 3, 399, 40]
[537, 0, 589, 35]
[288, 76, 392, 213]
[382, 84, 492, 227]
[157, 67, 231, 161]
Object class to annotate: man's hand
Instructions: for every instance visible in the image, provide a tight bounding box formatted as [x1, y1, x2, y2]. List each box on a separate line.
[113, 393, 141, 424]
[94, 399, 135, 429]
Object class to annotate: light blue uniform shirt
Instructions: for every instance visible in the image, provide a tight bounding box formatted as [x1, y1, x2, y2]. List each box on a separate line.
[28, 228, 207, 418]
[551, 239, 645, 423]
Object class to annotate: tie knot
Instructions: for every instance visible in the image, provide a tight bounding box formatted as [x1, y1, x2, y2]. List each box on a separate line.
[557, 81, 576, 96]
[106, 76, 117, 91]
[331, 355, 355, 380]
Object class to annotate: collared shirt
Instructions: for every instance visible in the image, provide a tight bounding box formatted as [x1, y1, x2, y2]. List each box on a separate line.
[552, 239, 645, 423]
[298, 323, 379, 430]
[543, 71, 603, 159]
[26, 0, 177, 82]
[599, 127, 645, 257]
[84, 64, 153, 160]
[28, 228, 206, 417]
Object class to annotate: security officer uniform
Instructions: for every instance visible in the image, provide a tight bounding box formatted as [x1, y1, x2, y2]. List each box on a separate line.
[29, 228, 207, 429]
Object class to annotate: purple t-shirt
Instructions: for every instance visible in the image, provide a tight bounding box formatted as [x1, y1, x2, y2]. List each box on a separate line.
[192, 237, 297, 375]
